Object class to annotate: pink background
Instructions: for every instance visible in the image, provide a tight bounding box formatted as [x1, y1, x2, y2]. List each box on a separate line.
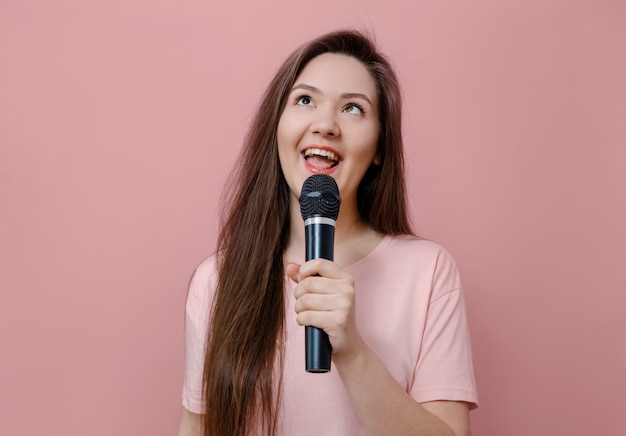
[1, 1, 624, 435]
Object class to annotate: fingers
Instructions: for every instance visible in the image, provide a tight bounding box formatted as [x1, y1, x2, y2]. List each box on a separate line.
[294, 282, 353, 311]
[288, 259, 360, 356]
[293, 274, 353, 298]
[300, 259, 342, 278]
[286, 261, 301, 283]
[287, 259, 354, 297]
[290, 259, 355, 328]
[297, 258, 345, 281]
[294, 292, 353, 329]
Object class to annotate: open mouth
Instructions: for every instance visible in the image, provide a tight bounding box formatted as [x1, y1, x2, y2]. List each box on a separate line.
[303, 147, 341, 170]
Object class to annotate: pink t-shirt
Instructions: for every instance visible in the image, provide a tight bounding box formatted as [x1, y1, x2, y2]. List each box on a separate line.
[182, 235, 478, 434]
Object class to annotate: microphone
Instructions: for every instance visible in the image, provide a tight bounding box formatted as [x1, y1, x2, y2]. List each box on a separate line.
[299, 174, 341, 373]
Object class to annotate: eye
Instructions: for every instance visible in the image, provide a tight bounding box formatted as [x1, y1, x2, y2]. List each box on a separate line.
[295, 95, 313, 106]
[344, 103, 364, 115]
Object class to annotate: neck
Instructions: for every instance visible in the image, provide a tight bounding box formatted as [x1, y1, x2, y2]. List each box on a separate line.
[284, 194, 381, 267]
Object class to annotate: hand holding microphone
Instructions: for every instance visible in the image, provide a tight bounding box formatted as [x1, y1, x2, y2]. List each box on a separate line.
[287, 174, 359, 373]
[298, 174, 341, 372]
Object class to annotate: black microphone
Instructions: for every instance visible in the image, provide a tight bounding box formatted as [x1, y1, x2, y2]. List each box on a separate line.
[299, 174, 342, 373]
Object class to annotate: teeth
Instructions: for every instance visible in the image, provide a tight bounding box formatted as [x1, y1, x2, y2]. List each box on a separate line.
[304, 148, 339, 162]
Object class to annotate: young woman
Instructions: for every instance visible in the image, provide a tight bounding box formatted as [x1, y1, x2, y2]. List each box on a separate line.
[179, 30, 478, 436]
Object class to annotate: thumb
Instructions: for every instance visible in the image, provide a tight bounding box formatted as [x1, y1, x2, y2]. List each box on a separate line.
[286, 261, 301, 283]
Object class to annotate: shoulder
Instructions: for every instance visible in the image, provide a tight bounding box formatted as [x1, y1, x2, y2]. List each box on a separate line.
[384, 235, 458, 267]
[381, 236, 463, 299]
[191, 253, 219, 287]
[185, 253, 219, 322]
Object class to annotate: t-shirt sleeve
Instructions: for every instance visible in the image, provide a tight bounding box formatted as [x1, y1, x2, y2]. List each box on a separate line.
[181, 257, 216, 414]
[410, 248, 479, 407]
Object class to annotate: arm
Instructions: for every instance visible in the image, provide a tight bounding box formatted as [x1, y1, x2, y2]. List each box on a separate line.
[179, 259, 216, 436]
[178, 407, 203, 436]
[287, 260, 470, 436]
[334, 345, 469, 436]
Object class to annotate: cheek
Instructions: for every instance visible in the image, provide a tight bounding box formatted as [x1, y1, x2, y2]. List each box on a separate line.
[276, 119, 286, 147]
[276, 122, 292, 160]
[277, 115, 299, 152]
[355, 127, 380, 161]
[276, 116, 303, 191]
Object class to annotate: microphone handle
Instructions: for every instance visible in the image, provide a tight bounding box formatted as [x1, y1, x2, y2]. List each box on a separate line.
[304, 220, 335, 373]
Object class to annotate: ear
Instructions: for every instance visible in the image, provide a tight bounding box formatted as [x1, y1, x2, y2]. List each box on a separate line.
[373, 154, 382, 166]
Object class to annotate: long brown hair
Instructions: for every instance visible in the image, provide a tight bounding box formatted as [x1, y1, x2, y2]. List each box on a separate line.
[201, 29, 413, 436]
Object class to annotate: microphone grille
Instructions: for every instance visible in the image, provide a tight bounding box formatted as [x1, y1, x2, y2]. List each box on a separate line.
[299, 175, 341, 220]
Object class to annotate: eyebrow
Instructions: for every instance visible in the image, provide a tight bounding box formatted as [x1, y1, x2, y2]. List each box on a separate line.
[291, 83, 373, 106]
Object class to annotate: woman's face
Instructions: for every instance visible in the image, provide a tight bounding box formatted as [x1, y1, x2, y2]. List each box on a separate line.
[277, 53, 380, 212]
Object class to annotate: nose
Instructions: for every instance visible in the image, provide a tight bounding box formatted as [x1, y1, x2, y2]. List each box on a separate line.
[310, 107, 340, 137]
